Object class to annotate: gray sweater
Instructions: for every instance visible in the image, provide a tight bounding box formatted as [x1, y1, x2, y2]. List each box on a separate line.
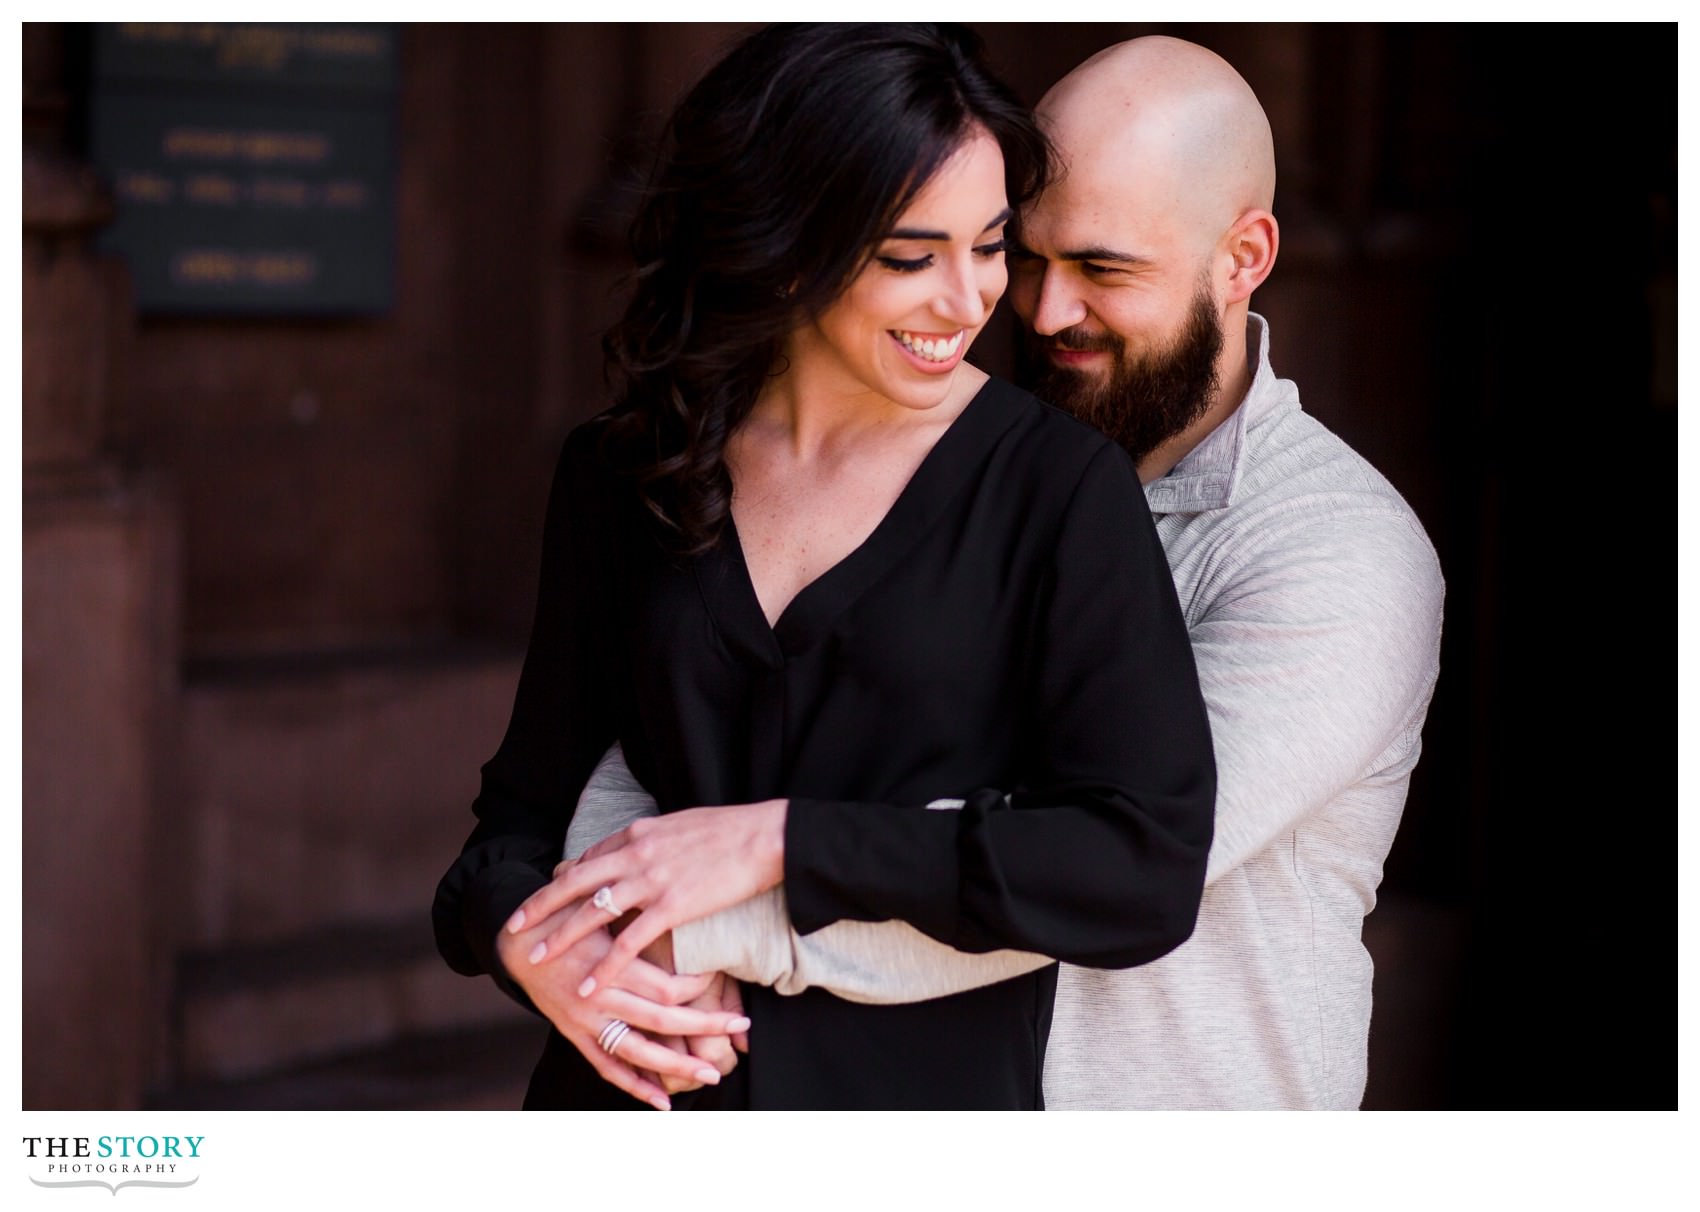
[567, 315, 1444, 1109]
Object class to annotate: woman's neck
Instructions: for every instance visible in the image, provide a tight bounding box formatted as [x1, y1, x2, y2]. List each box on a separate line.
[749, 344, 986, 461]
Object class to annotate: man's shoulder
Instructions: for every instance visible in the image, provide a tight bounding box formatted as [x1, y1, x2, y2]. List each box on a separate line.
[1195, 404, 1442, 603]
[1239, 406, 1425, 531]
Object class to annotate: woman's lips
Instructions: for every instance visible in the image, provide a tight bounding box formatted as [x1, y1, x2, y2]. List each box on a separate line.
[890, 328, 967, 373]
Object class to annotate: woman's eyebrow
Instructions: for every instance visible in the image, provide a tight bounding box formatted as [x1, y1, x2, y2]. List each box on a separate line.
[886, 207, 1015, 241]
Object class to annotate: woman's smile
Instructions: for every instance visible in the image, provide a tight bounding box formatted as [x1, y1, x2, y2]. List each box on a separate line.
[890, 328, 966, 371]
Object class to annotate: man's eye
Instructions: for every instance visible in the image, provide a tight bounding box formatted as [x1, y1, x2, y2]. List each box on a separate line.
[1082, 262, 1119, 276]
[877, 254, 933, 273]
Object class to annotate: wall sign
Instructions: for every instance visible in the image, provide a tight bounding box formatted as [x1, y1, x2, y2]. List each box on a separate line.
[90, 23, 398, 315]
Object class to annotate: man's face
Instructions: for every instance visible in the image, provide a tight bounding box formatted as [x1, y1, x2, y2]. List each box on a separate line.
[1018, 274, 1222, 465]
[1007, 165, 1224, 464]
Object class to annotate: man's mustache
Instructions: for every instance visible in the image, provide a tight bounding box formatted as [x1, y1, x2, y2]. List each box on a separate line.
[1038, 326, 1123, 355]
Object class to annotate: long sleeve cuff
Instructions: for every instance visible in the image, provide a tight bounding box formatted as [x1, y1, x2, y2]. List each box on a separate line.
[674, 884, 1054, 1005]
[783, 796, 961, 942]
[671, 888, 793, 984]
[461, 861, 551, 1011]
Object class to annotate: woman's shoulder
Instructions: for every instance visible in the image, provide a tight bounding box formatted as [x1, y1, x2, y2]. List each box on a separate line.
[560, 407, 622, 461]
[554, 407, 653, 488]
[976, 375, 1137, 490]
[538, 410, 651, 534]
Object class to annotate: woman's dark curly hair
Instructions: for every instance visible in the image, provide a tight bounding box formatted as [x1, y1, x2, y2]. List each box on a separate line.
[600, 23, 1053, 554]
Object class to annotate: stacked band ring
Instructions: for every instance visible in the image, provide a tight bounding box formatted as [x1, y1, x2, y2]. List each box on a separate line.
[598, 1018, 632, 1057]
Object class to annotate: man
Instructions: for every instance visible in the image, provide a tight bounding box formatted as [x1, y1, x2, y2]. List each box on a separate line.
[567, 34, 1444, 1109]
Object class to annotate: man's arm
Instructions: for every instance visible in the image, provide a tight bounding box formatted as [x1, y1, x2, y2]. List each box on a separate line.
[567, 744, 1050, 1002]
[578, 500, 1442, 1001]
[563, 742, 657, 861]
[1187, 506, 1444, 883]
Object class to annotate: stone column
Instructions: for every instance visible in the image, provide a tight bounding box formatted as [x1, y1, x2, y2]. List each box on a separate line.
[22, 23, 182, 1108]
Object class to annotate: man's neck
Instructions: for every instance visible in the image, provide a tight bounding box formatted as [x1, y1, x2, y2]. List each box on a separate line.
[1134, 310, 1253, 485]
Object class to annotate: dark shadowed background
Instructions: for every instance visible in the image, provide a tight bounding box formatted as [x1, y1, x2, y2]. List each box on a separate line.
[21, 21, 1675, 1110]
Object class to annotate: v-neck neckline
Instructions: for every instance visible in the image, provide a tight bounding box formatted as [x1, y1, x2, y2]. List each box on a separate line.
[693, 376, 1025, 667]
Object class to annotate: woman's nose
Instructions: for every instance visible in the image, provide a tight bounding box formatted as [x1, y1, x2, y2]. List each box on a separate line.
[935, 258, 994, 329]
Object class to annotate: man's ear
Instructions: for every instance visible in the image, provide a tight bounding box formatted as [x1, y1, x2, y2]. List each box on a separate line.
[1220, 209, 1278, 304]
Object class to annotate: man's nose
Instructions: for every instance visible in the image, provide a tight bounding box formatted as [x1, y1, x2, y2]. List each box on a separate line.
[1012, 264, 1085, 336]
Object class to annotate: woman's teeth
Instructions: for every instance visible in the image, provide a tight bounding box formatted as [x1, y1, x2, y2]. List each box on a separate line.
[893, 330, 963, 362]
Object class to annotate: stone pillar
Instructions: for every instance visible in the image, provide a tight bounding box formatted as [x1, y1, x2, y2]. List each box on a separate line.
[22, 23, 181, 1108]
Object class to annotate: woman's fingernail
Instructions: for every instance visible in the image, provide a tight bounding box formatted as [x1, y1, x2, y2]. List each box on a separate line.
[506, 910, 525, 933]
[577, 977, 596, 998]
[728, 1016, 752, 1033]
[527, 941, 546, 964]
[650, 1096, 671, 1111]
[695, 1068, 720, 1085]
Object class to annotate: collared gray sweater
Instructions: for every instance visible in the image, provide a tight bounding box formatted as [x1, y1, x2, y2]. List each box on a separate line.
[567, 315, 1444, 1109]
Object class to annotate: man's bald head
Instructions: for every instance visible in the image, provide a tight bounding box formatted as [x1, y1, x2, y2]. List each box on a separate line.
[1038, 36, 1274, 255]
[1007, 36, 1282, 480]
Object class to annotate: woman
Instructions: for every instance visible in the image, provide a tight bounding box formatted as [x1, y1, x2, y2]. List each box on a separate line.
[432, 23, 1215, 1110]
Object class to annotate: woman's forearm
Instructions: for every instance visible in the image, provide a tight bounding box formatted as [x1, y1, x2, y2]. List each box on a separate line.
[575, 744, 1049, 1002]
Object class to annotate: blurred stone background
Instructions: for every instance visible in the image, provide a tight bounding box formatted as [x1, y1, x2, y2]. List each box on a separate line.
[20, 22, 1674, 1110]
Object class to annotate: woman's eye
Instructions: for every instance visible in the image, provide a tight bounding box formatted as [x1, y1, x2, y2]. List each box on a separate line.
[877, 254, 933, 273]
[973, 238, 1009, 258]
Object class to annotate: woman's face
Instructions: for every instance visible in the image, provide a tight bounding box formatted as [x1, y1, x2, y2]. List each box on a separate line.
[788, 127, 1011, 412]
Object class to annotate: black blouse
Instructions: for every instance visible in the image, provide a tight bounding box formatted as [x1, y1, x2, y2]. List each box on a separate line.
[432, 376, 1215, 1110]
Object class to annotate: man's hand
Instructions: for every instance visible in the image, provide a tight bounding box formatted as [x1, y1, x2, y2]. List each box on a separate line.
[688, 971, 749, 1062]
[496, 903, 751, 1110]
[636, 934, 746, 1095]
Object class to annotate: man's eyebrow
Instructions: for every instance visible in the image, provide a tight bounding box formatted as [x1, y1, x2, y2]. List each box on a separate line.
[887, 208, 1015, 241]
[1056, 245, 1154, 265]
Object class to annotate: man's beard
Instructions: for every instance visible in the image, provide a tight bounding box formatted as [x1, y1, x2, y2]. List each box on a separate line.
[1022, 283, 1224, 466]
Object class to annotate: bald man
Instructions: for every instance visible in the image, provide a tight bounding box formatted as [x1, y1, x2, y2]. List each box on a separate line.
[567, 37, 1444, 1109]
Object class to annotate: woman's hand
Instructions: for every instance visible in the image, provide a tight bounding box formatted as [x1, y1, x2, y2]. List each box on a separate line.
[496, 904, 752, 1110]
[506, 799, 787, 997]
